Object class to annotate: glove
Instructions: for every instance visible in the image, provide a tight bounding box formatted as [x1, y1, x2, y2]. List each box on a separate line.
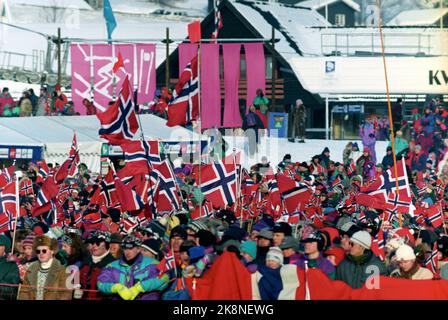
[128, 282, 145, 300]
[111, 283, 133, 300]
[182, 265, 196, 278]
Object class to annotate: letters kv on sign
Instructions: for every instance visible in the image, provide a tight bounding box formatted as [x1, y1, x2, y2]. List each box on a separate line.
[429, 70, 448, 86]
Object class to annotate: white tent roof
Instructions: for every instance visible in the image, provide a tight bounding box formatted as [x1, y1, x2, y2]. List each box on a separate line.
[387, 8, 448, 26]
[0, 115, 203, 172]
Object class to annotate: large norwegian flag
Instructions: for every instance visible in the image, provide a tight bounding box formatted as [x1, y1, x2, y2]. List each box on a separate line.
[153, 160, 181, 212]
[276, 173, 312, 214]
[166, 55, 199, 127]
[34, 160, 49, 184]
[0, 182, 16, 215]
[97, 75, 140, 145]
[360, 159, 411, 211]
[0, 166, 14, 188]
[200, 157, 237, 209]
[120, 139, 161, 175]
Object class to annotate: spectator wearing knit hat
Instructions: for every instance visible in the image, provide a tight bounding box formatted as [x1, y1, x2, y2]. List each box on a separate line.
[78, 231, 116, 300]
[279, 236, 301, 265]
[0, 235, 20, 300]
[390, 245, 433, 280]
[335, 231, 387, 288]
[18, 234, 37, 282]
[265, 246, 284, 269]
[272, 222, 292, 247]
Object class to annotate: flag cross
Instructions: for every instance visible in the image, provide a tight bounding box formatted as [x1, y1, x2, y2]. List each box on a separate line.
[201, 163, 236, 205]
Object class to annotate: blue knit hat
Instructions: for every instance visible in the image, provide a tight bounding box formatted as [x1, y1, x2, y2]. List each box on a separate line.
[188, 246, 205, 262]
[241, 240, 257, 259]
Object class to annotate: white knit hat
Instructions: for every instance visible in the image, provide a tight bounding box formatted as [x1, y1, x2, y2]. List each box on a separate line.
[395, 244, 416, 261]
[266, 246, 284, 265]
[350, 231, 372, 250]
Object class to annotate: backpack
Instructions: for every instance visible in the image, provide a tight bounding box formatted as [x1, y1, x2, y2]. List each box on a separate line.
[246, 113, 258, 127]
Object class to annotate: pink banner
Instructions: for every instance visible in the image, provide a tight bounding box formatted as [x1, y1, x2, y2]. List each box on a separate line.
[136, 43, 156, 105]
[92, 44, 113, 112]
[70, 44, 92, 115]
[222, 44, 242, 128]
[244, 43, 266, 113]
[114, 44, 134, 98]
[178, 43, 198, 77]
[200, 44, 221, 129]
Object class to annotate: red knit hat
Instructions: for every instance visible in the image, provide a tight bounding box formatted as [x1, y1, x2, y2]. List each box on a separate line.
[22, 234, 35, 248]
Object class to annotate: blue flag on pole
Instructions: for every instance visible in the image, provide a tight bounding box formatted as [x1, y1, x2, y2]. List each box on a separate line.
[103, 0, 117, 42]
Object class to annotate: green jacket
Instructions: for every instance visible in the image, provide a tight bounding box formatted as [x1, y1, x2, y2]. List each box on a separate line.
[336, 250, 387, 289]
[389, 137, 409, 156]
[0, 256, 20, 300]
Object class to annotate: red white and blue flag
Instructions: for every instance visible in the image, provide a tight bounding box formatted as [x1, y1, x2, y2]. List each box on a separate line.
[166, 55, 199, 127]
[153, 160, 181, 212]
[97, 75, 140, 145]
[200, 156, 237, 209]
[211, 0, 223, 41]
[424, 242, 439, 275]
[425, 204, 443, 229]
[0, 166, 14, 188]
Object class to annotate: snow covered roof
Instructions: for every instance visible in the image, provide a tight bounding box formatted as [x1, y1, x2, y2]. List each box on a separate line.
[229, 0, 330, 60]
[387, 8, 448, 26]
[9, 0, 93, 10]
[298, 0, 360, 12]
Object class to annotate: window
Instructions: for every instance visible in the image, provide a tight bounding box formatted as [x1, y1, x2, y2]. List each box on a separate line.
[335, 14, 346, 27]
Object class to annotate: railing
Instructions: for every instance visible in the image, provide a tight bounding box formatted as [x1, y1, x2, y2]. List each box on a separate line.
[321, 32, 434, 56]
[169, 78, 285, 100]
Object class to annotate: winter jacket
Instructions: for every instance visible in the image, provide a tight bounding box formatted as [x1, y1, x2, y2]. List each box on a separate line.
[410, 152, 427, 172]
[54, 93, 68, 113]
[19, 98, 32, 117]
[0, 256, 20, 300]
[389, 137, 409, 156]
[243, 111, 264, 130]
[320, 148, 331, 169]
[390, 266, 433, 280]
[79, 252, 116, 300]
[336, 250, 387, 289]
[0, 92, 15, 115]
[19, 258, 72, 300]
[382, 153, 394, 169]
[421, 113, 435, 134]
[97, 253, 168, 300]
[296, 254, 336, 279]
[29, 94, 38, 116]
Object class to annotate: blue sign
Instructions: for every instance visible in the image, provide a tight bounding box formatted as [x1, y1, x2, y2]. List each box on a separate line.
[268, 112, 289, 138]
[0, 145, 42, 161]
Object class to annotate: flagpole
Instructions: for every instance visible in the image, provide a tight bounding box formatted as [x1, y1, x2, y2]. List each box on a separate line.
[10, 175, 20, 255]
[197, 39, 203, 219]
[376, 0, 401, 227]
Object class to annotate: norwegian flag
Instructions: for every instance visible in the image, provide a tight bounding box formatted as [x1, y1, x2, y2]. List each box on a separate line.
[68, 132, 80, 176]
[346, 159, 357, 176]
[425, 204, 443, 228]
[114, 171, 145, 212]
[0, 210, 16, 233]
[276, 173, 312, 214]
[118, 212, 147, 235]
[0, 182, 16, 224]
[199, 156, 237, 209]
[415, 181, 427, 198]
[386, 191, 412, 214]
[97, 75, 140, 145]
[371, 230, 385, 261]
[34, 160, 49, 184]
[83, 209, 103, 230]
[153, 161, 181, 212]
[100, 170, 118, 207]
[381, 209, 397, 223]
[190, 200, 214, 220]
[121, 139, 160, 174]
[211, 0, 223, 41]
[360, 159, 411, 208]
[435, 179, 446, 199]
[424, 242, 439, 275]
[166, 55, 199, 127]
[19, 179, 34, 197]
[331, 175, 343, 190]
[0, 166, 14, 188]
[157, 248, 177, 274]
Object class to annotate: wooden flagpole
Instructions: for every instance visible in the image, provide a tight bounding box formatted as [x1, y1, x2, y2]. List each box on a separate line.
[377, 0, 401, 227]
[10, 174, 20, 255]
[197, 40, 203, 219]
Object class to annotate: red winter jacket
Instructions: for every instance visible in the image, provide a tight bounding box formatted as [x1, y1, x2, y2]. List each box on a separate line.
[79, 253, 116, 300]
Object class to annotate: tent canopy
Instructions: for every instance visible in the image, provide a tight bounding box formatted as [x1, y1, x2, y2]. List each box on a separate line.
[0, 115, 204, 173]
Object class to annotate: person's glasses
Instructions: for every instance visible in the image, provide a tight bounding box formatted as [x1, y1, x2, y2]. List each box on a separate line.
[92, 241, 103, 246]
[36, 249, 48, 254]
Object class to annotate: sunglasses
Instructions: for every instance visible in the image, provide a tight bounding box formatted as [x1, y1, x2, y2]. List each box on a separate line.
[92, 241, 104, 246]
[36, 249, 48, 254]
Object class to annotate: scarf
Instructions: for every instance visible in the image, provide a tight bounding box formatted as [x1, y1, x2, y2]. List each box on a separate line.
[92, 251, 110, 264]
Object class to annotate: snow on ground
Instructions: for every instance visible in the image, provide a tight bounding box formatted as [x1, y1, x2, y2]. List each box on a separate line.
[10, 0, 93, 10]
[223, 135, 388, 169]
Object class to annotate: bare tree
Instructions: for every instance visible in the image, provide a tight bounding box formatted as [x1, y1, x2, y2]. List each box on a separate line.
[41, 0, 67, 23]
